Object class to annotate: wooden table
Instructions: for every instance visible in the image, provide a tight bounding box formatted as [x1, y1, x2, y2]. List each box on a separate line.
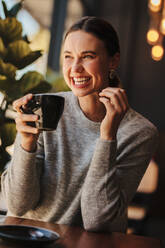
[0, 216, 163, 248]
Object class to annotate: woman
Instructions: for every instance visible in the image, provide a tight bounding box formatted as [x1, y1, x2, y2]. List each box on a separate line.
[1, 16, 158, 233]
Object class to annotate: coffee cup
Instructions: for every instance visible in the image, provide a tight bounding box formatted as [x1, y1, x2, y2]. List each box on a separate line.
[21, 94, 65, 131]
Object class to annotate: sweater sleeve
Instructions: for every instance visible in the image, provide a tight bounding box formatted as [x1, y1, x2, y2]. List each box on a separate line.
[1, 133, 44, 216]
[81, 126, 159, 232]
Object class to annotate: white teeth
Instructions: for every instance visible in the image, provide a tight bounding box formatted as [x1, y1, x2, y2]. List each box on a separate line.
[73, 77, 90, 84]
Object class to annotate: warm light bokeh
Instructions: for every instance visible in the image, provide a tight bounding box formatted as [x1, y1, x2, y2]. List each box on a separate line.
[160, 18, 165, 34]
[151, 44, 164, 60]
[148, 0, 162, 12]
[147, 29, 160, 44]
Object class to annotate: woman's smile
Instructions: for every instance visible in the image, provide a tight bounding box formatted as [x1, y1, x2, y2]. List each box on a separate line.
[71, 77, 91, 88]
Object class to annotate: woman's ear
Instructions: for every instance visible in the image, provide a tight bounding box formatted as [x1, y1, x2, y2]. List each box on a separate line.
[109, 52, 120, 69]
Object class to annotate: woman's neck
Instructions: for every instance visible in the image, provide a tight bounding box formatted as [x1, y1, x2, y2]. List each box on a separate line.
[78, 93, 106, 122]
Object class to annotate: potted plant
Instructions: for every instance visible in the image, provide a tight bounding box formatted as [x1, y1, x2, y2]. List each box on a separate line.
[0, 0, 52, 173]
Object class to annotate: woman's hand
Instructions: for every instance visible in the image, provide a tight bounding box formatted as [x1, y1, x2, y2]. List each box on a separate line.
[13, 94, 40, 152]
[99, 87, 129, 140]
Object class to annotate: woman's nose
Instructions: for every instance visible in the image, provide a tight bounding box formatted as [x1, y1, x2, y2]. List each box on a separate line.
[71, 61, 84, 73]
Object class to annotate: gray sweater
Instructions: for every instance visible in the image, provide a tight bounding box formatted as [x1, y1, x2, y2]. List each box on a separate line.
[1, 91, 158, 232]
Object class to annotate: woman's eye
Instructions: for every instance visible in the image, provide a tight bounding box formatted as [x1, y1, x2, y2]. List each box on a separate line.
[82, 55, 94, 59]
[64, 55, 72, 59]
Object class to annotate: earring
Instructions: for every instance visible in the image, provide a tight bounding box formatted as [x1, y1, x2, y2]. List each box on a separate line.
[109, 69, 116, 80]
[108, 69, 121, 87]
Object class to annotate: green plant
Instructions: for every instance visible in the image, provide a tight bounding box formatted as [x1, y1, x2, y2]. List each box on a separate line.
[0, 0, 52, 172]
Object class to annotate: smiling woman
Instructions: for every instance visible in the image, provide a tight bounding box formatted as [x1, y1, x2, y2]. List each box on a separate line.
[1, 16, 158, 233]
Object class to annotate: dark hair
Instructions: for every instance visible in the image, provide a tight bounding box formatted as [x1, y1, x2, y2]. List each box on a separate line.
[64, 16, 120, 57]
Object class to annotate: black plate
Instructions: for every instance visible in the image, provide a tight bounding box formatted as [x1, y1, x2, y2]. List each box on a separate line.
[0, 225, 60, 245]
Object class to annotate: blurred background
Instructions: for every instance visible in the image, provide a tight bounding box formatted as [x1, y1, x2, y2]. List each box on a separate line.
[1, 0, 165, 244]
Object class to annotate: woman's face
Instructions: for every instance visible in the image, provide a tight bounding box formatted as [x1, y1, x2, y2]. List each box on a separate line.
[62, 30, 113, 97]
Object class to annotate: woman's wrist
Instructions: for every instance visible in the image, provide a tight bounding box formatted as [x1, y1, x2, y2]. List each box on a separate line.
[100, 128, 117, 141]
[100, 133, 116, 141]
[21, 141, 37, 153]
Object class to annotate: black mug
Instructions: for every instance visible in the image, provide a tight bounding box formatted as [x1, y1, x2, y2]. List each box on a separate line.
[21, 94, 65, 131]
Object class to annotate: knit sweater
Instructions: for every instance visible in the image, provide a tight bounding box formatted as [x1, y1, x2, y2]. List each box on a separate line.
[1, 91, 158, 232]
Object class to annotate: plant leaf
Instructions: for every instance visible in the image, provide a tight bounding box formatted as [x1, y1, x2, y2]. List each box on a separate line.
[22, 35, 30, 43]
[0, 75, 20, 102]
[0, 17, 22, 44]
[8, 1, 22, 17]
[0, 75, 16, 101]
[2, 0, 9, 18]
[17, 50, 42, 69]
[0, 58, 17, 79]
[7, 40, 31, 63]
[0, 122, 16, 147]
[6, 40, 42, 68]
[0, 37, 7, 59]
[19, 71, 51, 94]
[29, 80, 52, 94]
[0, 75, 9, 93]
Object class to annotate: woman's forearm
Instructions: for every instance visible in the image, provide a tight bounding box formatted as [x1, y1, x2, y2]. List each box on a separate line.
[1, 137, 42, 216]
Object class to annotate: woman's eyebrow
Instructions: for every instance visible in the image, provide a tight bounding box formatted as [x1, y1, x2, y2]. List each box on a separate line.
[64, 50, 71, 54]
[63, 50, 97, 55]
[81, 51, 97, 55]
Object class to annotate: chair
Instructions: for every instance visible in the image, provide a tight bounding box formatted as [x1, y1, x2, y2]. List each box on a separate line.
[127, 159, 159, 234]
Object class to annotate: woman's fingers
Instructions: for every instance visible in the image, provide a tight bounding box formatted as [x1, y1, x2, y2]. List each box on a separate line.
[99, 87, 129, 140]
[99, 96, 115, 112]
[119, 88, 129, 108]
[15, 112, 39, 132]
[13, 94, 40, 135]
[13, 94, 33, 113]
[16, 113, 38, 123]
[99, 87, 129, 112]
[16, 122, 39, 134]
[100, 90, 122, 112]
[12, 94, 39, 151]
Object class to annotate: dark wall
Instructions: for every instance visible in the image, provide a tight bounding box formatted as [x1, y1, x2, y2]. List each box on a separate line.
[100, 0, 165, 217]
[101, 0, 165, 129]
